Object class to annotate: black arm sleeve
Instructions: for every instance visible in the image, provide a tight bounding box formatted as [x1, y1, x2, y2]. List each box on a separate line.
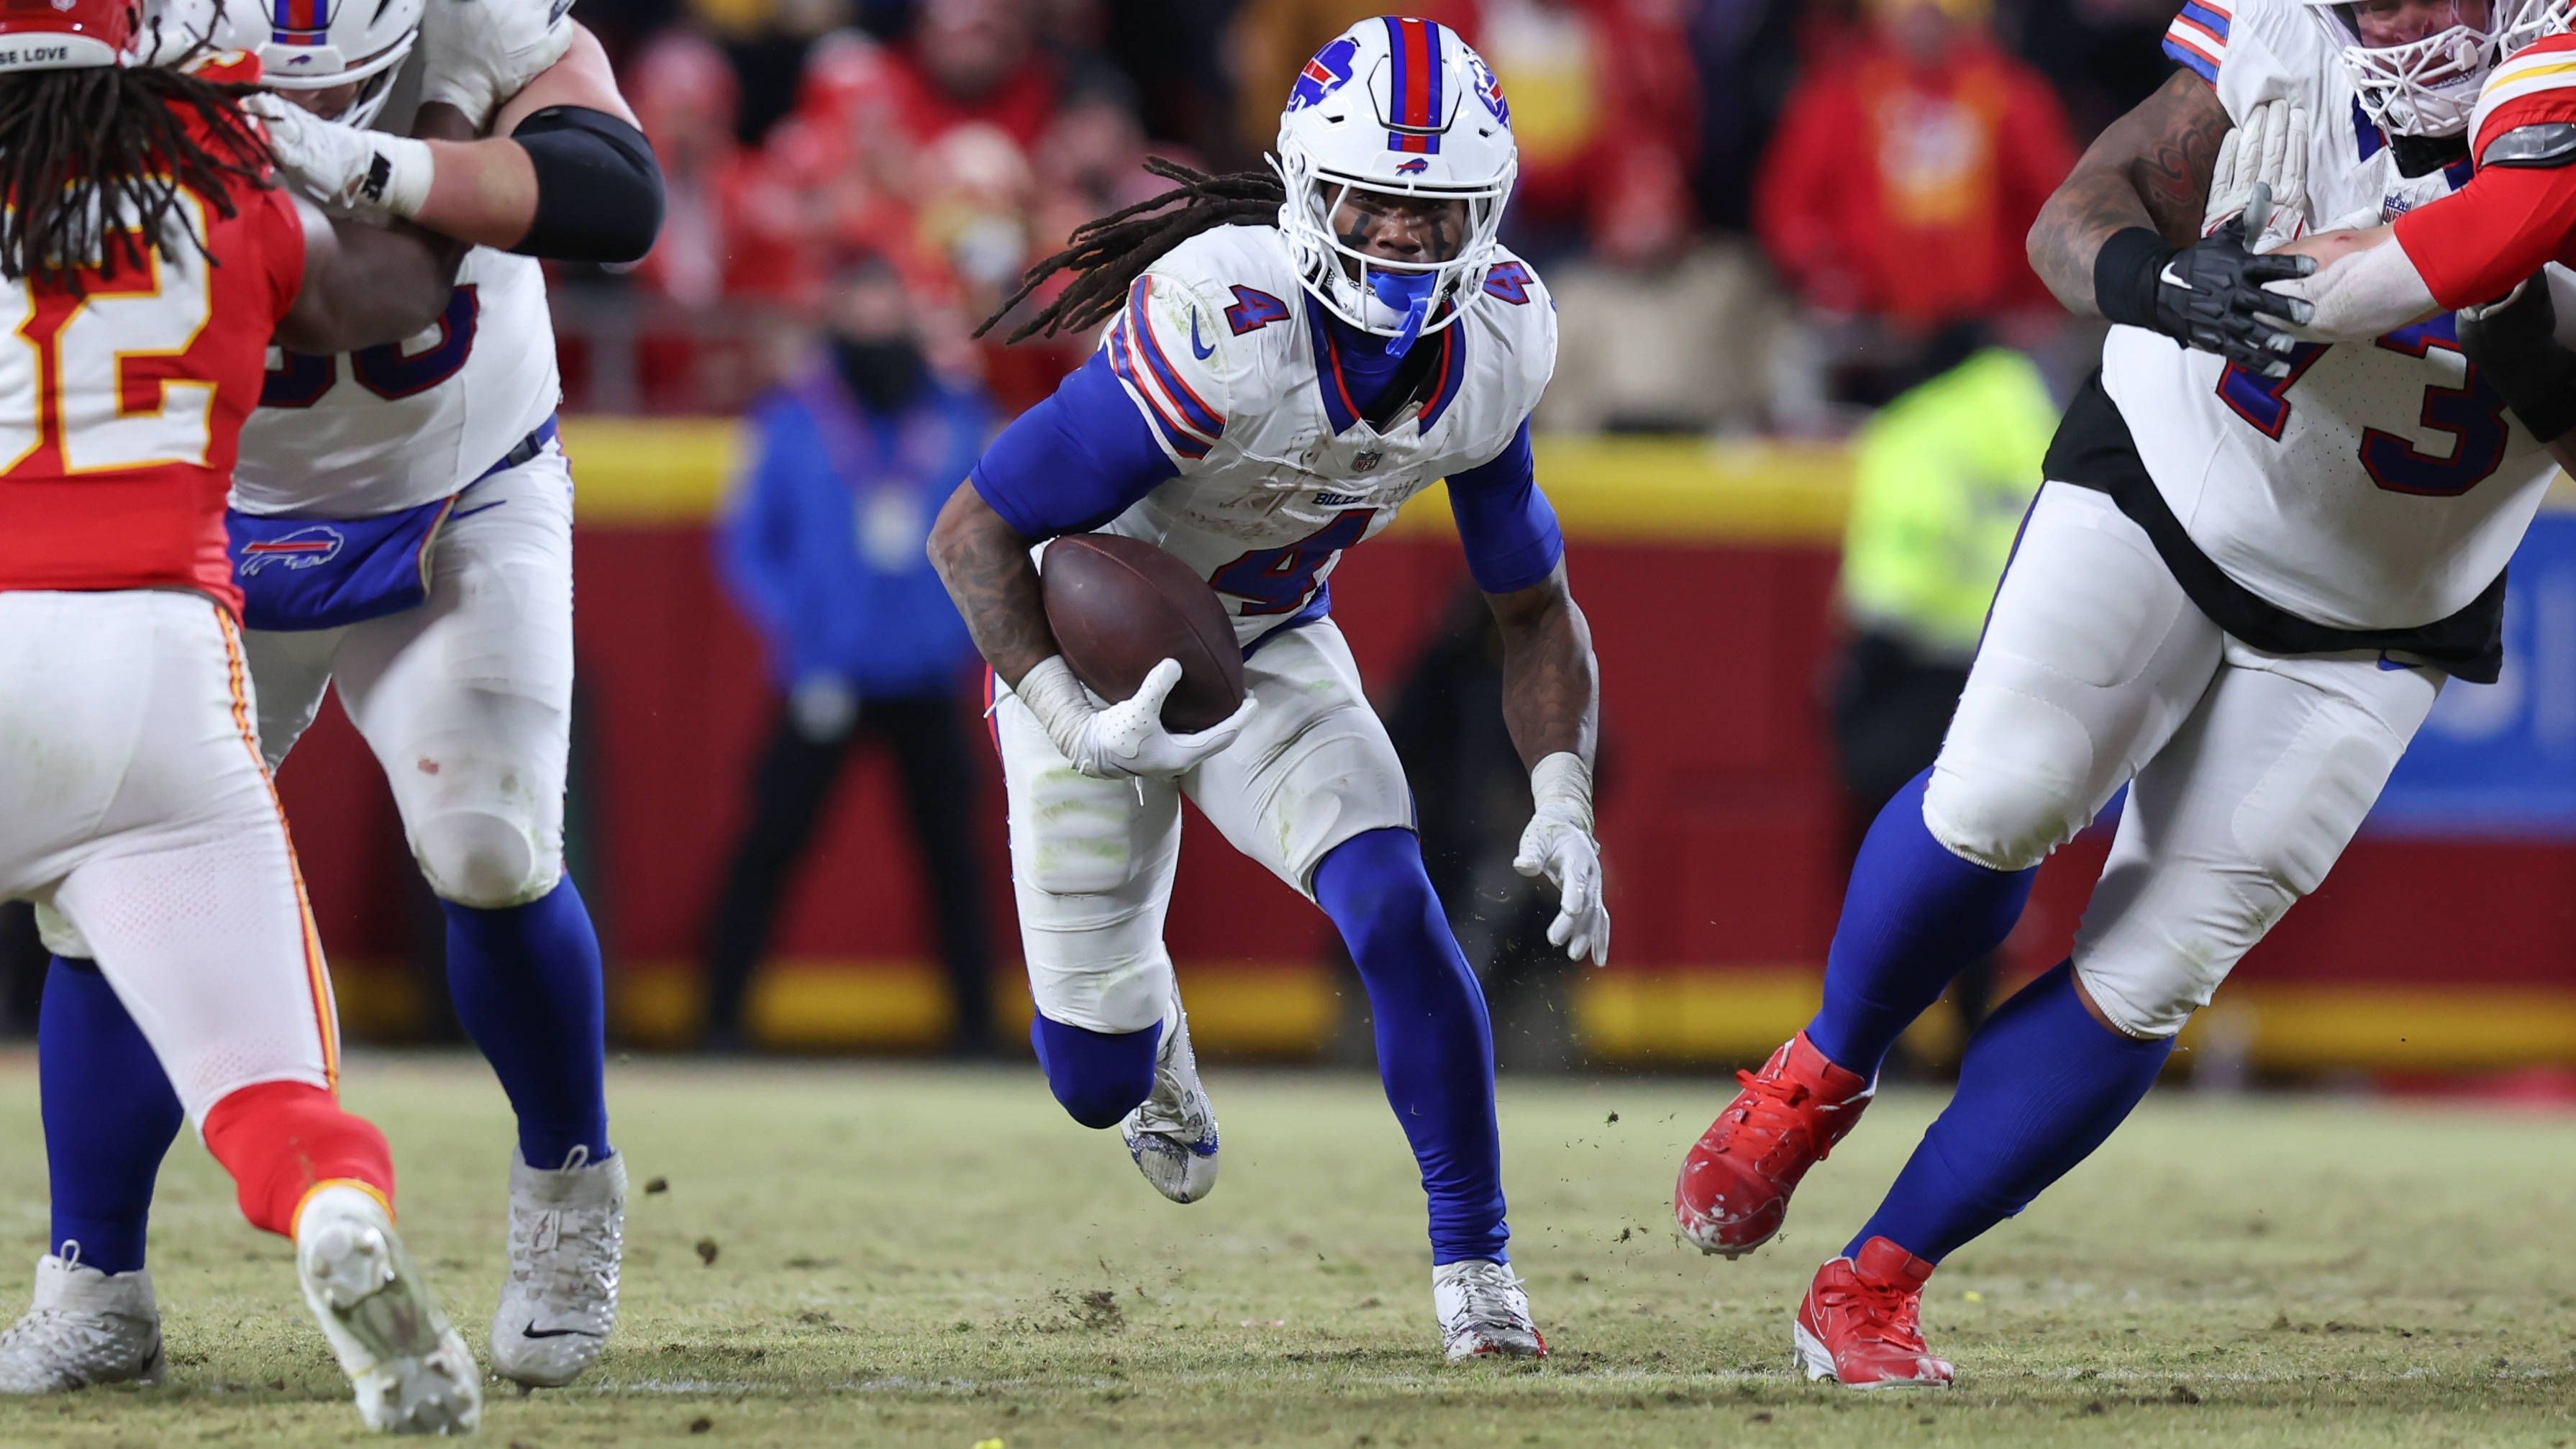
[507, 105, 665, 264]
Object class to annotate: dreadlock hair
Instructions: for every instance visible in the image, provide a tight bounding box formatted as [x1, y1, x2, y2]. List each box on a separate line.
[978, 157, 1285, 345]
[0, 48, 273, 294]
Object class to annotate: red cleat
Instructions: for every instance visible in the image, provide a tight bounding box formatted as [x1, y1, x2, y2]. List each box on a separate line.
[1673, 1032, 1872, 1256]
[1793, 1237, 1953, 1389]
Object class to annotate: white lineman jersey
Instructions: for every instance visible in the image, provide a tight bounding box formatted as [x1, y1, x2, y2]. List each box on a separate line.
[2107, 0, 2557, 632]
[232, 14, 567, 519]
[1091, 224, 1554, 648]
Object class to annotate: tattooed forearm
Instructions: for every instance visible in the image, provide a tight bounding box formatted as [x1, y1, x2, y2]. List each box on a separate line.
[927, 481, 1060, 689]
[1488, 563, 1599, 770]
[2028, 69, 2233, 314]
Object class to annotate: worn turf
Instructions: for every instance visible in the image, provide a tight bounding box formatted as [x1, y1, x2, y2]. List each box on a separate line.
[0, 1052, 2567, 1446]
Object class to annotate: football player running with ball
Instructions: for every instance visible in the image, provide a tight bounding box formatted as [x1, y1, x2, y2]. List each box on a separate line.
[928, 17, 1605, 1360]
[1672, 0, 2571, 1387]
[0, 6, 486, 1429]
[0, 0, 661, 1396]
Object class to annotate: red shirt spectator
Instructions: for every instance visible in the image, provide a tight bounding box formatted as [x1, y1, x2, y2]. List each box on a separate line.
[888, 0, 1062, 150]
[631, 31, 810, 306]
[1756, 0, 2076, 330]
[1478, 0, 1698, 242]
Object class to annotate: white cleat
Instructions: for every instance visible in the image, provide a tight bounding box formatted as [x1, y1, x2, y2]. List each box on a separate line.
[0, 1250, 164, 1394]
[488, 1147, 624, 1389]
[1434, 1259, 1548, 1361]
[1121, 993, 1219, 1204]
[294, 1185, 481, 1435]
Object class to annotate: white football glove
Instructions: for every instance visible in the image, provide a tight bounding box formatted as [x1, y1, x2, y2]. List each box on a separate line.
[417, 0, 578, 133]
[2203, 99, 2311, 253]
[1016, 655, 1257, 781]
[250, 94, 433, 224]
[1513, 752, 1609, 966]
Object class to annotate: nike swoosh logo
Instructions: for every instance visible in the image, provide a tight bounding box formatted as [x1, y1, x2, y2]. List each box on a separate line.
[1190, 311, 1214, 360]
[520, 1323, 604, 1340]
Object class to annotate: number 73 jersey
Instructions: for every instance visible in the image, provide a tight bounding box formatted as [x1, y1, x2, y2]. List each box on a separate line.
[1090, 223, 1553, 648]
[2111, 0, 2558, 633]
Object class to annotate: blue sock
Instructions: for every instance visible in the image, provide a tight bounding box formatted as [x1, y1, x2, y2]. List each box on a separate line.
[40, 957, 183, 1276]
[1314, 828, 1508, 1266]
[442, 876, 611, 1168]
[1030, 1014, 1161, 1129]
[1807, 768, 2037, 1078]
[1849, 961, 2174, 1263]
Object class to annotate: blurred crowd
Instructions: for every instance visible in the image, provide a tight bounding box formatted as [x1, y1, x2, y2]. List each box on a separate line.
[561, 0, 2188, 427]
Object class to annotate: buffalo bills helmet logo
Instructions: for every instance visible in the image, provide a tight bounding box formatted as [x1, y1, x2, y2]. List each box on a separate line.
[1288, 36, 1357, 112]
[237, 525, 346, 576]
[1467, 52, 1509, 127]
[1395, 157, 1429, 174]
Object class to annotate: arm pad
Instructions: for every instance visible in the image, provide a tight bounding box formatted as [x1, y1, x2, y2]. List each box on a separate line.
[508, 106, 665, 264]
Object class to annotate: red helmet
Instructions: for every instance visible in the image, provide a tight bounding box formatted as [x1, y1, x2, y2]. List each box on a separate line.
[0, 0, 137, 72]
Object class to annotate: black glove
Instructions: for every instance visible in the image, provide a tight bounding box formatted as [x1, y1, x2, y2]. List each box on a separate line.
[2095, 191, 2316, 377]
[2458, 275, 2576, 445]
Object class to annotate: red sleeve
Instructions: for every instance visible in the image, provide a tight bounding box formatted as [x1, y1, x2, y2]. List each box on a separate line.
[2393, 161, 2576, 310]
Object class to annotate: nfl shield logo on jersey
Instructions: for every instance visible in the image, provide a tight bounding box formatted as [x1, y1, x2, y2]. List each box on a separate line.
[1352, 449, 1383, 473]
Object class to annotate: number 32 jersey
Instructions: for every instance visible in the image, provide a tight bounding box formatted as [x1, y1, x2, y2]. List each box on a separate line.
[0, 148, 304, 614]
[2110, 0, 2557, 632]
[1091, 224, 1554, 647]
[230, 8, 565, 519]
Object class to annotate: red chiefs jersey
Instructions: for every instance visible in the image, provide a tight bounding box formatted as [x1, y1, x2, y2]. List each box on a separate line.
[0, 91, 305, 617]
[2393, 31, 2576, 309]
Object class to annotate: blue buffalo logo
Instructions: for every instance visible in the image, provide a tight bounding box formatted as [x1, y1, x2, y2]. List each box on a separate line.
[237, 525, 346, 576]
[1289, 37, 1357, 112]
[1395, 157, 1429, 174]
[1467, 53, 1510, 127]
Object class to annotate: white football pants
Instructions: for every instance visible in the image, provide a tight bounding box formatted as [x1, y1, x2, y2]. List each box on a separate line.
[993, 618, 1414, 1035]
[0, 591, 337, 1124]
[1924, 483, 2442, 1038]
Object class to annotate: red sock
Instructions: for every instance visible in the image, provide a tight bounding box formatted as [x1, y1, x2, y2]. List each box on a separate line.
[201, 1081, 395, 1237]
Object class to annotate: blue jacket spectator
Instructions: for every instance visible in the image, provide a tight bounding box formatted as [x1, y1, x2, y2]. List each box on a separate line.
[719, 365, 990, 699]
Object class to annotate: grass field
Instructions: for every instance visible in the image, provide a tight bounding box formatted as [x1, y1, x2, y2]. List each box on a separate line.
[0, 1053, 2568, 1448]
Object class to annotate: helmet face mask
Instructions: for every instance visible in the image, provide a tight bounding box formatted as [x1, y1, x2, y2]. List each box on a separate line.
[2306, 0, 2500, 137]
[2498, 0, 2575, 51]
[1273, 17, 1517, 349]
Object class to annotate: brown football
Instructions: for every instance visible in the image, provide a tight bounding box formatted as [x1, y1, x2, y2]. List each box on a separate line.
[1040, 534, 1247, 733]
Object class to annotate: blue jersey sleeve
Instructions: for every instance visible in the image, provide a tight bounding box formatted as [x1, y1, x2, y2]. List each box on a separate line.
[1447, 419, 1563, 594]
[970, 349, 1175, 540]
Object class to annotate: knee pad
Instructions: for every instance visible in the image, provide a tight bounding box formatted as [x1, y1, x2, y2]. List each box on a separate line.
[413, 809, 560, 909]
[1032, 1014, 1160, 1129]
[2072, 957, 2199, 1040]
[1921, 753, 2092, 873]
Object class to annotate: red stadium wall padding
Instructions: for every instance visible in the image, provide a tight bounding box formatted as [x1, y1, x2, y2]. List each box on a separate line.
[274, 524, 2576, 1043]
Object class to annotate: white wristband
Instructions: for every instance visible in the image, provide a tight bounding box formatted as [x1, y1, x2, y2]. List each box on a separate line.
[369, 135, 437, 221]
[1529, 750, 1594, 832]
[1013, 656, 1097, 763]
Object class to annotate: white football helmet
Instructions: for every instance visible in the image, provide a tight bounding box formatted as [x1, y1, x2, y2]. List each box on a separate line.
[235, 0, 426, 129]
[2300, 0, 2501, 137]
[1273, 16, 1518, 348]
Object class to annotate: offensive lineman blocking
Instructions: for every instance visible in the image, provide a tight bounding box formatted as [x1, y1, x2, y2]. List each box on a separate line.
[1674, 0, 2566, 1386]
[0, 0, 663, 1395]
[929, 18, 1608, 1358]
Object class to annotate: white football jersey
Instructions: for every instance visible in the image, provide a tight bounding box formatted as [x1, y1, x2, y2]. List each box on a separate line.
[231, 15, 565, 519]
[1090, 224, 1553, 648]
[2106, 0, 2557, 631]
